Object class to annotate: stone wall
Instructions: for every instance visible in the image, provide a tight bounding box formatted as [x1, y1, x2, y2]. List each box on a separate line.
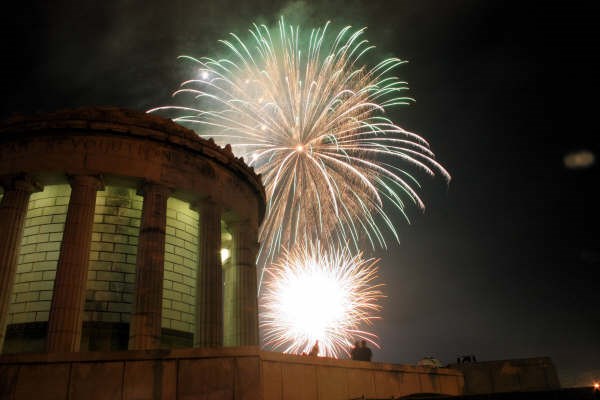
[448, 357, 560, 394]
[262, 352, 464, 400]
[162, 197, 199, 334]
[0, 348, 464, 400]
[85, 186, 141, 326]
[6, 185, 207, 349]
[86, 189, 200, 334]
[8, 185, 70, 325]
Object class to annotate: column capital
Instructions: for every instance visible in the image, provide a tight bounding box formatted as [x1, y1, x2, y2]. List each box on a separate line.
[227, 218, 251, 231]
[67, 174, 104, 190]
[229, 219, 259, 253]
[191, 197, 222, 214]
[136, 181, 173, 197]
[0, 174, 43, 194]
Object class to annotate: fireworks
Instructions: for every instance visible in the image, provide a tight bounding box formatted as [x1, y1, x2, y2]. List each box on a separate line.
[151, 18, 450, 357]
[260, 242, 384, 357]
[149, 18, 449, 263]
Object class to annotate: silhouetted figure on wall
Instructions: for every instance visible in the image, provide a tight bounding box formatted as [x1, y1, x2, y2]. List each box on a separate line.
[355, 340, 372, 361]
[309, 340, 319, 356]
[457, 354, 477, 364]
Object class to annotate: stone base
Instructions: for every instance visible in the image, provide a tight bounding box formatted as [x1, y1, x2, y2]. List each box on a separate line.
[0, 347, 464, 399]
[3, 322, 193, 353]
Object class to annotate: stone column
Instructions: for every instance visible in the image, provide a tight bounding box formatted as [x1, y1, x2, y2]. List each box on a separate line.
[227, 220, 259, 346]
[129, 183, 171, 350]
[194, 200, 223, 347]
[46, 175, 103, 352]
[0, 175, 41, 352]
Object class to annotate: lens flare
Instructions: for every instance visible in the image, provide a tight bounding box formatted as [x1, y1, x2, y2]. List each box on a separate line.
[260, 242, 384, 358]
[149, 18, 450, 263]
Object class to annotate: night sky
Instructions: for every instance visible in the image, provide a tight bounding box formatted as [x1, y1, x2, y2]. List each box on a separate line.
[1, 0, 598, 387]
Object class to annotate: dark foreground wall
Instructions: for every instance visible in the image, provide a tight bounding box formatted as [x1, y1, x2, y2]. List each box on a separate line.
[448, 357, 560, 395]
[402, 386, 599, 400]
[0, 347, 463, 399]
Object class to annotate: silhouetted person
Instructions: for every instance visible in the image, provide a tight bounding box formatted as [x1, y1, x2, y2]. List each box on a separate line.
[356, 340, 372, 361]
[350, 340, 360, 360]
[309, 340, 319, 356]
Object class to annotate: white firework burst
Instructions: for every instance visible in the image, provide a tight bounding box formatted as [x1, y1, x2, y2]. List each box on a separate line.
[260, 242, 384, 358]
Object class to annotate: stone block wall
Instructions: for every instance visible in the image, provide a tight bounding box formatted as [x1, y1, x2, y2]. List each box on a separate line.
[162, 198, 199, 333]
[0, 349, 464, 399]
[85, 186, 142, 325]
[6, 185, 203, 342]
[8, 185, 70, 325]
[448, 357, 560, 394]
[260, 352, 464, 399]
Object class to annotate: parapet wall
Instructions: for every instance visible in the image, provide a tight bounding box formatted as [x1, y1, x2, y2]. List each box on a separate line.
[261, 351, 464, 399]
[0, 348, 464, 399]
[448, 357, 560, 394]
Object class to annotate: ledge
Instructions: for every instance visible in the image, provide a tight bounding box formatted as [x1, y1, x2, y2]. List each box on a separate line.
[0, 346, 462, 377]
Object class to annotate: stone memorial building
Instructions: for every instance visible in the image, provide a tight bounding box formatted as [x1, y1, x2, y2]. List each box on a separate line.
[0, 107, 265, 353]
[0, 108, 464, 399]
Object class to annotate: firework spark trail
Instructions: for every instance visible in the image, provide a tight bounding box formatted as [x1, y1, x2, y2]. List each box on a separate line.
[260, 242, 384, 357]
[149, 18, 450, 265]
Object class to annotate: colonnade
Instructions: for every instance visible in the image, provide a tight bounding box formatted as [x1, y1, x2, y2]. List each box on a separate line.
[0, 174, 259, 352]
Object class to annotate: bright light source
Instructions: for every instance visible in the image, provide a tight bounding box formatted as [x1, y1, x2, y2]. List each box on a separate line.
[296, 144, 304, 152]
[220, 248, 230, 263]
[199, 70, 210, 80]
[564, 149, 595, 169]
[260, 243, 384, 358]
[221, 232, 232, 241]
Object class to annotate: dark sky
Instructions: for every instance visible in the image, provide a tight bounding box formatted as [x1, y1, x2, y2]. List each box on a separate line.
[1, 0, 598, 387]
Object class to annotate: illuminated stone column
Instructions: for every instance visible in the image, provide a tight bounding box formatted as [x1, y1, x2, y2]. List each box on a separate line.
[46, 175, 103, 352]
[129, 182, 171, 350]
[194, 199, 223, 347]
[225, 220, 259, 346]
[0, 175, 41, 352]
